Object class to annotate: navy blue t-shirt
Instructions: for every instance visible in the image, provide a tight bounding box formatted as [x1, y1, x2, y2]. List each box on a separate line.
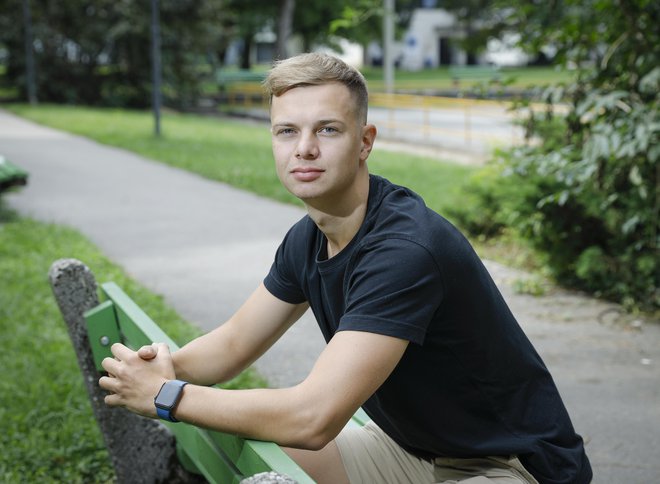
[264, 175, 591, 483]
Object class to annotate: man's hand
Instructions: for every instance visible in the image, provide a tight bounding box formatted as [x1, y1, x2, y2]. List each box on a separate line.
[99, 342, 176, 418]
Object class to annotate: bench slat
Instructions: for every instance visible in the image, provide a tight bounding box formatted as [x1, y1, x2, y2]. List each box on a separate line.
[102, 282, 176, 350]
[171, 424, 245, 484]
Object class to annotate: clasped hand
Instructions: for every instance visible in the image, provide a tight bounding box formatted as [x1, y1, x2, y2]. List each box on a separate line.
[99, 342, 175, 418]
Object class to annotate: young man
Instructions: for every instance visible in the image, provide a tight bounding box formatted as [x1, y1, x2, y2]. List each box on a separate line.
[100, 53, 592, 483]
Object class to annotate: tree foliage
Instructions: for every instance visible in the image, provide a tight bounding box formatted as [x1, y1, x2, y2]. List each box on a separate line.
[328, 0, 417, 48]
[452, 0, 659, 311]
[0, 0, 224, 107]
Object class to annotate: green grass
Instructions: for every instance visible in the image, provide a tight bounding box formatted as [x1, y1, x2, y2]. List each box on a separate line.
[0, 203, 263, 482]
[361, 65, 572, 82]
[0, 65, 18, 99]
[6, 104, 475, 218]
[361, 66, 574, 92]
[224, 64, 574, 94]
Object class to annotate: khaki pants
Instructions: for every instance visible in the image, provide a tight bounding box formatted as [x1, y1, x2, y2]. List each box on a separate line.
[335, 421, 539, 484]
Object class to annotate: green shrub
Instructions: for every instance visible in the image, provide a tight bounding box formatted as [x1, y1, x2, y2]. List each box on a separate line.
[450, 98, 658, 311]
[450, 0, 659, 312]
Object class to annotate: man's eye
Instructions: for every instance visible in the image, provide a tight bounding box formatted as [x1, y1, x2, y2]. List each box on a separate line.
[319, 126, 338, 134]
[277, 128, 295, 136]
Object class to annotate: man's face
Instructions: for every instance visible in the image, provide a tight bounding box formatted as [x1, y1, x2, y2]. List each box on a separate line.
[270, 83, 374, 205]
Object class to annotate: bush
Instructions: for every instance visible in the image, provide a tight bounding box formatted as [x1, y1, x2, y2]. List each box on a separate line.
[450, 0, 659, 313]
[450, 89, 658, 311]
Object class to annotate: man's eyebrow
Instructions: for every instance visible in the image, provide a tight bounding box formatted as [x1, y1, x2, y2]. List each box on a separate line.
[271, 119, 346, 128]
[271, 120, 295, 128]
[318, 118, 345, 124]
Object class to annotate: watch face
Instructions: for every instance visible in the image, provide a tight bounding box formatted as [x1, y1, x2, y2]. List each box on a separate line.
[156, 382, 183, 407]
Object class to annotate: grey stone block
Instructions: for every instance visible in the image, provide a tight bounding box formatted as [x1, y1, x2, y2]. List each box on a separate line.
[240, 471, 297, 484]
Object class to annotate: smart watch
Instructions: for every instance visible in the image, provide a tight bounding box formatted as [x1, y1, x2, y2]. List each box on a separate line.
[154, 379, 188, 422]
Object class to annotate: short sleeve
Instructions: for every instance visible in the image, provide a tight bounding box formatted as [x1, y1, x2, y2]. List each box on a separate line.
[340, 237, 445, 345]
[263, 223, 309, 305]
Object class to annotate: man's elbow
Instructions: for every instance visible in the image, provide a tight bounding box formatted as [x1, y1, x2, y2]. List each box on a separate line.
[290, 406, 348, 451]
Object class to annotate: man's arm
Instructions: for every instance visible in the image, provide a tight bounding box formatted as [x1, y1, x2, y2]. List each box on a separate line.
[173, 283, 309, 386]
[101, 308, 409, 450]
[172, 329, 408, 449]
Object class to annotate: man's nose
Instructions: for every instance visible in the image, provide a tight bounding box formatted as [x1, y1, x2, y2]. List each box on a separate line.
[295, 132, 320, 159]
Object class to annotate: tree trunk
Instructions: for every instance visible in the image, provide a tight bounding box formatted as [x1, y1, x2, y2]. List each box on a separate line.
[240, 33, 252, 69]
[275, 0, 295, 60]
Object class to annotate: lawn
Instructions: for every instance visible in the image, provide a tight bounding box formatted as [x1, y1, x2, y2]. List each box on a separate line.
[361, 65, 574, 92]
[210, 64, 574, 96]
[0, 203, 263, 481]
[209, 66, 573, 112]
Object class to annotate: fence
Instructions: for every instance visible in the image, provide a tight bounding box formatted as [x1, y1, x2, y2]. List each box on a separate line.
[217, 82, 554, 154]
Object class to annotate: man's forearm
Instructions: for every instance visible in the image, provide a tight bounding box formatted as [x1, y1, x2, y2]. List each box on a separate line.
[172, 384, 337, 450]
[172, 327, 250, 386]
[171, 284, 308, 386]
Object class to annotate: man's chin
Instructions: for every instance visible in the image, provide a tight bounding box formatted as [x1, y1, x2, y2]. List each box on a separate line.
[285, 183, 324, 202]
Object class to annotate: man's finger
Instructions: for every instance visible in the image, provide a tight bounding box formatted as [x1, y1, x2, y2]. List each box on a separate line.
[104, 392, 122, 407]
[110, 342, 134, 361]
[99, 375, 117, 393]
[101, 356, 120, 375]
[138, 344, 158, 360]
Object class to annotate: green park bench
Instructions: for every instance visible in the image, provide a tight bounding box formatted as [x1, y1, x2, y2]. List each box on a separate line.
[216, 70, 267, 108]
[82, 280, 370, 483]
[0, 156, 28, 193]
[216, 70, 266, 86]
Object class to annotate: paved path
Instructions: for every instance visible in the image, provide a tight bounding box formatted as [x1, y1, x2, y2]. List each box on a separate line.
[1, 109, 659, 482]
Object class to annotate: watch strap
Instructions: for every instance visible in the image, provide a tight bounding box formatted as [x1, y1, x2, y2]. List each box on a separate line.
[156, 405, 177, 422]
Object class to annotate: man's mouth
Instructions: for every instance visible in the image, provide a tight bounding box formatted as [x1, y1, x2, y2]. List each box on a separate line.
[291, 167, 324, 182]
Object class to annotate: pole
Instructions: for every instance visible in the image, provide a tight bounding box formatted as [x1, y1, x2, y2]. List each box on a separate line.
[22, 0, 37, 105]
[383, 0, 395, 94]
[151, 0, 162, 137]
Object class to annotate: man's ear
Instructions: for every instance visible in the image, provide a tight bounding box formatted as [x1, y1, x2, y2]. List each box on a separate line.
[360, 124, 378, 162]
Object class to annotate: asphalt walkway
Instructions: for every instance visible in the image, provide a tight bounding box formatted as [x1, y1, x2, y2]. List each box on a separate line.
[1, 109, 658, 482]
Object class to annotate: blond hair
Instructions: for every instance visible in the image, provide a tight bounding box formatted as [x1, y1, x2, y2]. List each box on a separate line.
[263, 52, 369, 124]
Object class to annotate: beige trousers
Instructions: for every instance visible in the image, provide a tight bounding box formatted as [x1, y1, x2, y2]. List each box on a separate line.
[335, 421, 539, 484]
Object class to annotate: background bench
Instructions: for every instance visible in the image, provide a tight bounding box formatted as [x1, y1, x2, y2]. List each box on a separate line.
[50, 258, 369, 483]
[215, 70, 266, 109]
[0, 156, 28, 193]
